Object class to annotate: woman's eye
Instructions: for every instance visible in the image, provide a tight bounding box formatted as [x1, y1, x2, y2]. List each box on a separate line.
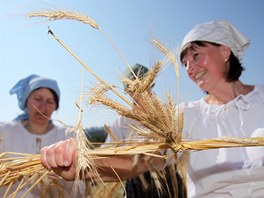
[48, 101, 55, 104]
[193, 53, 199, 59]
[34, 97, 41, 101]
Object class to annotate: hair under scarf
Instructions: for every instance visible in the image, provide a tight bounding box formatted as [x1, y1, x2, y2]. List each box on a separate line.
[122, 63, 155, 89]
[10, 74, 60, 121]
[180, 20, 250, 61]
[123, 63, 149, 81]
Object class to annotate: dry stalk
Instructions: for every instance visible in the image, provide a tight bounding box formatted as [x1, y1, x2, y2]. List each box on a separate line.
[152, 38, 181, 110]
[27, 10, 99, 29]
[137, 62, 162, 93]
[152, 38, 179, 78]
[0, 152, 68, 197]
[46, 27, 135, 110]
[69, 88, 103, 196]
[27, 9, 131, 74]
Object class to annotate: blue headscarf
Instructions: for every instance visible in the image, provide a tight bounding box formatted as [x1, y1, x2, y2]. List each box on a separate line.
[10, 74, 61, 121]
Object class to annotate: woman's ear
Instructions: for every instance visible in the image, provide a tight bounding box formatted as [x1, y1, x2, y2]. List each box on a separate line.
[220, 45, 231, 62]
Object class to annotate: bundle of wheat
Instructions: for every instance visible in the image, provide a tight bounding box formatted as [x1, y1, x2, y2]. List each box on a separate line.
[2, 135, 264, 197]
[0, 152, 73, 198]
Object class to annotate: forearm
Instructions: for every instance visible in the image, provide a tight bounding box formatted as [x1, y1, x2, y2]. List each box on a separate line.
[86, 155, 150, 182]
[40, 139, 162, 182]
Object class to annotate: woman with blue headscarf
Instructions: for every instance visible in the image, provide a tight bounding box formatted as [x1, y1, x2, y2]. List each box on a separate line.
[0, 74, 84, 197]
[0, 74, 65, 153]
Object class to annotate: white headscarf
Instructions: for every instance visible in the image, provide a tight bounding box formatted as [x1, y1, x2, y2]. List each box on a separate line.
[180, 20, 250, 60]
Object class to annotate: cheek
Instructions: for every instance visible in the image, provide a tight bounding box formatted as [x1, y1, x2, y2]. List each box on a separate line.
[47, 105, 56, 114]
[187, 72, 195, 81]
[26, 101, 37, 111]
[202, 58, 208, 66]
[198, 55, 209, 66]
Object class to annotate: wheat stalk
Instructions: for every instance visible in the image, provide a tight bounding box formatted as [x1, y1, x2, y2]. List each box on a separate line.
[152, 38, 182, 111]
[152, 39, 179, 78]
[28, 10, 99, 29]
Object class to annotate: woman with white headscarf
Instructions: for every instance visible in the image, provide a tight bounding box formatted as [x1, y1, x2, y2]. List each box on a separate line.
[39, 20, 264, 197]
[0, 74, 84, 197]
[179, 19, 264, 197]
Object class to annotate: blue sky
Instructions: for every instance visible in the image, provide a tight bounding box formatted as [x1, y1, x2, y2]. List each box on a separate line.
[0, 0, 263, 128]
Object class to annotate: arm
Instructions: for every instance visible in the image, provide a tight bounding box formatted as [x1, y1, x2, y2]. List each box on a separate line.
[40, 138, 152, 182]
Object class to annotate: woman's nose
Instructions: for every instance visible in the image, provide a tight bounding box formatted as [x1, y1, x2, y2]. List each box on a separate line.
[38, 101, 49, 109]
[186, 61, 196, 72]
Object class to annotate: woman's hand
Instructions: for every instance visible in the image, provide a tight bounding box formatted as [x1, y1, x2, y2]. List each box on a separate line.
[40, 138, 77, 181]
[40, 138, 159, 182]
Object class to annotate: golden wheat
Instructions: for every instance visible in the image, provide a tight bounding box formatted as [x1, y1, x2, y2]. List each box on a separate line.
[28, 10, 99, 29]
[2, 136, 264, 196]
[152, 39, 179, 78]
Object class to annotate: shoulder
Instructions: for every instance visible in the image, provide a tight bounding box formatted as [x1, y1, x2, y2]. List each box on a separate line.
[179, 98, 205, 111]
[0, 121, 21, 131]
[53, 124, 69, 132]
[246, 84, 264, 102]
[179, 99, 210, 123]
[0, 121, 24, 143]
[255, 84, 264, 95]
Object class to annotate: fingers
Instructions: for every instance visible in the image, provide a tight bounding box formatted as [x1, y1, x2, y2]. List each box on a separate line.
[41, 144, 53, 169]
[63, 138, 76, 166]
[40, 138, 76, 169]
[40, 138, 78, 181]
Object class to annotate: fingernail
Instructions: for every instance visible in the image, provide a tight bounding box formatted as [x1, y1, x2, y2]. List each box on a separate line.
[64, 161, 70, 167]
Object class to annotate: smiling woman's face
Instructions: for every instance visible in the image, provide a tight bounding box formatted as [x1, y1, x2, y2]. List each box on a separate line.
[26, 88, 57, 125]
[181, 42, 230, 93]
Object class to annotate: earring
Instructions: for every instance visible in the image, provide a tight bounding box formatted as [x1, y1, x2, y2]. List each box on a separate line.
[225, 58, 229, 62]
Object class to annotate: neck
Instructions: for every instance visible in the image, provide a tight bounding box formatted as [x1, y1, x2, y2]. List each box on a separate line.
[205, 81, 254, 105]
[22, 120, 53, 135]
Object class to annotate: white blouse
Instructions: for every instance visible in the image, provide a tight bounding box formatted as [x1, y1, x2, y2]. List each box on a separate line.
[182, 85, 264, 198]
[0, 121, 71, 154]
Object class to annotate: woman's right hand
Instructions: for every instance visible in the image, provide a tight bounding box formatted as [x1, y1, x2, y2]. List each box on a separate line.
[40, 138, 77, 181]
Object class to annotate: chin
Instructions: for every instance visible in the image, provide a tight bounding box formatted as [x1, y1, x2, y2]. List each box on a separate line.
[34, 117, 50, 124]
[198, 84, 205, 90]
[38, 121, 49, 125]
[197, 81, 209, 90]
[198, 85, 209, 94]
